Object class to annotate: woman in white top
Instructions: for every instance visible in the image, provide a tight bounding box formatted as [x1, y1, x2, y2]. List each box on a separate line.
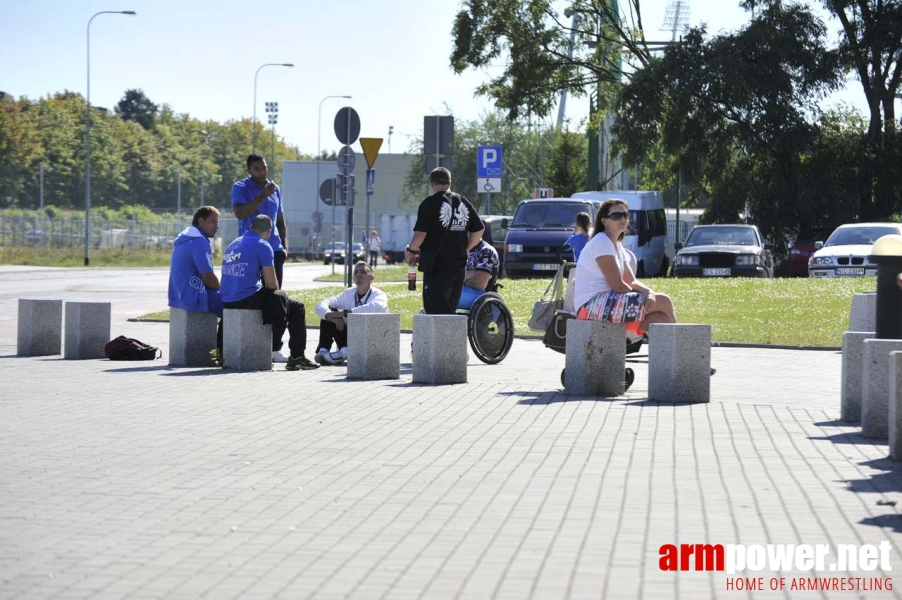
[573, 198, 676, 331]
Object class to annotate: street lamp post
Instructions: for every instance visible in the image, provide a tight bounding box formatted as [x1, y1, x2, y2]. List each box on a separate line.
[85, 9, 136, 266]
[252, 63, 293, 152]
[316, 95, 352, 274]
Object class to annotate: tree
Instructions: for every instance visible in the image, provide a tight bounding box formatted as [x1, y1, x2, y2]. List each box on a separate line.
[545, 128, 587, 197]
[115, 89, 159, 130]
[450, 0, 652, 121]
[613, 3, 843, 255]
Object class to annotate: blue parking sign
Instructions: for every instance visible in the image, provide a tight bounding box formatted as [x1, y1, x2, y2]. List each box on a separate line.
[476, 145, 503, 178]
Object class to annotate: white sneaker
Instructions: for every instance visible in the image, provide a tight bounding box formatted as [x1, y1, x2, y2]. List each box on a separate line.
[314, 348, 329, 365]
[272, 350, 288, 363]
[322, 351, 345, 365]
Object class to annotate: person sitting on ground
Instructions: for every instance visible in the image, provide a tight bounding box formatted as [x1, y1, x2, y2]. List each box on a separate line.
[220, 215, 318, 371]
[457, 239, 500, 310]
[313, 261, 389, 365]
[564, 211, 592, 262]
[573, 199, 676, 332]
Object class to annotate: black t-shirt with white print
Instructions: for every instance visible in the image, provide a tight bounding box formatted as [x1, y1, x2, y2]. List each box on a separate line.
[414, 190, 484, 272]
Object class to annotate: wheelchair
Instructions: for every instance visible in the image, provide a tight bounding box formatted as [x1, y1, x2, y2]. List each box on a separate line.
[541, 260, 647, 391]
[455, 276, 515, 365]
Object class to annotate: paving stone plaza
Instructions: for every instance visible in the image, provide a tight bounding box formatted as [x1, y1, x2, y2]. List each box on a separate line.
[2, 265, 902, 599]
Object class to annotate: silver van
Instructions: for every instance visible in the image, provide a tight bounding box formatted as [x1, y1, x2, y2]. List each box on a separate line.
[570, 190, 669, 277]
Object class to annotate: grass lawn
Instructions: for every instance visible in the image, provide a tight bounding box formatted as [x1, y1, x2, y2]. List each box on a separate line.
[137, 277, 876, 347]
[0, 247, 175, 268]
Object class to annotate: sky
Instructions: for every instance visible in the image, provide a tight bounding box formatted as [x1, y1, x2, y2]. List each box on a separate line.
[0, 0, 871, 158]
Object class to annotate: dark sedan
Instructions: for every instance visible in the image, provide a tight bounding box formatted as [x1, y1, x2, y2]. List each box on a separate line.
[672, 224, 774, 278]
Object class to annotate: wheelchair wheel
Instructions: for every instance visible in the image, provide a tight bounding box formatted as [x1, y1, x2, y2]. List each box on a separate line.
[467, 293, 514, 364]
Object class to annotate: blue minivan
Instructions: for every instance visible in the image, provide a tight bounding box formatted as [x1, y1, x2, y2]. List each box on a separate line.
[502, 191, 669, 277]
[502, 197, 603, 277]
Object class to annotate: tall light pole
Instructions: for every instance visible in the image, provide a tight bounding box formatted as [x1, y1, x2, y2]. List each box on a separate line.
[85, 9, 136, 266]
[252, 63, 293, 152]
[265, 102, 279, 170]
[315, 94, 352, 267]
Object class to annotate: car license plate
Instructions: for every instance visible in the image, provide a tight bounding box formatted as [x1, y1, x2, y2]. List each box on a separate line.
[533, 263, 559, 271]
[702, 268, 731, 276]
[835, 267, 865, 276]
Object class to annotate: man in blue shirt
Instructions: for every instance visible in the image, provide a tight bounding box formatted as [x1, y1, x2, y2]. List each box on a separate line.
[169, 206, 223, 317]
[221, 215, 318, 371]
[232, 153, 288, 284]
[232, 153, 290, 360]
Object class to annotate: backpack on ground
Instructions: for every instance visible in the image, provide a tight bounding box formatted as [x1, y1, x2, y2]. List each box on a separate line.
[104, 336, 161, 361]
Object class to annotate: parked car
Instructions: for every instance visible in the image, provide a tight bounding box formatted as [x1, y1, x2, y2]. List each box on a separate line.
[480, 215, 511, 275]
[672, 224, 774, 278]
[786, 227, 836, 277]
[808, 222, 902, 278]
[322, 242, 366, 265]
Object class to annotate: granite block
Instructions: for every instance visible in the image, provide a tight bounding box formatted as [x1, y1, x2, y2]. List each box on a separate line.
[17, 299, 62, 356]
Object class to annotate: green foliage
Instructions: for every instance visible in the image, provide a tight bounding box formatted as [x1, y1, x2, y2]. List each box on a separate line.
[0, 247, 173, 267]
[0, 92, 302, 213]
[450, 0, 651, 121]
[614, 3, 853, 260]
[402, 112, 586, 215]
[115, 89, 159, 131]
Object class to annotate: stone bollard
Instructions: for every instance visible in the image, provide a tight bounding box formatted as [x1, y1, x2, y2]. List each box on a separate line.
[169, 307, 219, 367]
[64, 301, 111, 360]
[17, 299, 62, 356]
[564, 320, 625, 396]
[223, 309, 272, 371]
[347, 313, 400, 380]
[889, 352, 902, 460]
[648, 323, 712, 404]
[840, 331, 875, 422]
[412, 314, 467, 384]
[861, 339, 902, 439]
[849, 293, 876, 333]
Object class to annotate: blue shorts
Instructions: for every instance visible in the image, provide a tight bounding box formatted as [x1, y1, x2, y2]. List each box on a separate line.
[457, 285, 486, 310]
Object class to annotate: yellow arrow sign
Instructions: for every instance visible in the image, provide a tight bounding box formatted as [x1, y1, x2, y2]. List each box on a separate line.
[359, 137, 384, 169]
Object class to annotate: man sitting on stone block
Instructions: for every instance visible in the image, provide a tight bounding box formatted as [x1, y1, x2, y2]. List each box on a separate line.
[220, 215, 319, 371]
[314, 261, 389, 365]
[168, 206, 224, 346]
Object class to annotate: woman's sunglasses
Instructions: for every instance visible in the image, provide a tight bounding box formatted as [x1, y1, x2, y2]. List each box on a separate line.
[604, 211, 629, 221]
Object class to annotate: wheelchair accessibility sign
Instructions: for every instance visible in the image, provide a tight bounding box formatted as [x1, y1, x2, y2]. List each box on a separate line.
[476, 145, 502, 194]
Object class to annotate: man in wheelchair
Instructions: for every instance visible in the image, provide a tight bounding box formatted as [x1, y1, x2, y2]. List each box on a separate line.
[455, 239, 514, 364]
[458, 239, 501, 310]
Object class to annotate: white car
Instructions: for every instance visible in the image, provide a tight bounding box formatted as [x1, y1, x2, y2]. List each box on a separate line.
[808, 223, 902, 278]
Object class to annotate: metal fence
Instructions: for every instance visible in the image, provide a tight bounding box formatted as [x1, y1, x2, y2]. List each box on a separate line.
[0, 214, 191, 250]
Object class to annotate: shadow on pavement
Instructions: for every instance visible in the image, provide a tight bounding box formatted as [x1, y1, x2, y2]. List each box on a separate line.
[859, 514, 902, 533]
[813, 419, 852, 427]
[808, 431, 887, 445]
[104, 365, 175, 373]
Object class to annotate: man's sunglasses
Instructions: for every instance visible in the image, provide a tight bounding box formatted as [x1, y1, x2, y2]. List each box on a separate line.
[604, 211, 629, 221]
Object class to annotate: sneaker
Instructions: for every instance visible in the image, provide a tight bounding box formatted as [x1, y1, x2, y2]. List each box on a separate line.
[314, 349, 329, 366]
[272, 350, 289, 363]
[321, 351, 345, 365]
[286, 355, 319, 371]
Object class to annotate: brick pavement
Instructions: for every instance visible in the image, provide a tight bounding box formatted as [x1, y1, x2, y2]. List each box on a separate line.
[2, 271, 902, 599]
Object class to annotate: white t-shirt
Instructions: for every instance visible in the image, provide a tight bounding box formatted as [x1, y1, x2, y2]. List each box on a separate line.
[573, 234, 630, 309]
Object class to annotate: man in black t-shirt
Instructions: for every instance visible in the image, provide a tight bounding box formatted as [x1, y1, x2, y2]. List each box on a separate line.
[404, 167, 484, 314]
